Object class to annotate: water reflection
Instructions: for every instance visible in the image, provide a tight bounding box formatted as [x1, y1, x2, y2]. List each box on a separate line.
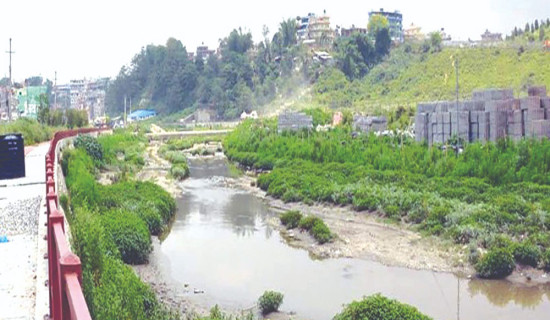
[157, 158, 550, 320]
[468, 279, 549, 308]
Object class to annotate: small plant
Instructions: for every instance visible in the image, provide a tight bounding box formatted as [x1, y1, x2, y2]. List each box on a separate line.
[258, 290, 284, 315]
[298, 216, 321, 231]
[311, 219, 333, 244]
[475, 248, 515, 279]
[541, 249, 550, 271]
[170, 163, 190, 180]
[513, 241, 541, 267]
[280, 210, 303, 229]
[74, 134, 103, 162]
[334, 293, 432, 320]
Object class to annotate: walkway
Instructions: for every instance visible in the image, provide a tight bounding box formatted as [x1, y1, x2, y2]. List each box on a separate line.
[0, 143, 50, 319]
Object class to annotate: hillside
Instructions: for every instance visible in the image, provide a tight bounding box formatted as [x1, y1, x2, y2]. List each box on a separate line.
[313, 43, 550, 114]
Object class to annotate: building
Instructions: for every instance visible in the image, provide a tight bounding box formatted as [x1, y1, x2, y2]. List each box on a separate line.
[16, 86, 48, 119]
[57, 78, 109, 120]
[353, 115, 388, 133]
[127, 109, 156, 122]
[369, 8, 403, 43]
[196, 45, 215, 61]
[296, 12, 335, 47]
[340, 25, 367, 38]
[297, 14, 315, 40]
[404, 23, 424, 41]
[480, 29, 502, 42]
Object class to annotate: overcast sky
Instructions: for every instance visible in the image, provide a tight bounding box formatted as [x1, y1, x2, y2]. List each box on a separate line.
[1, 0, 548, 84]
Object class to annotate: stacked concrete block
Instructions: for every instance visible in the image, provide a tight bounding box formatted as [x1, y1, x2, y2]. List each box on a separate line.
[450, 111, 470, 141]
[353, 115, 387, 133]
[472, 88, 514, 101]
[526, 120, 550, 138]
[414, 85, 550, 144]
[520, 96, 542, 110]
[528, 86, 547, 97]
[277, 112, 313, 133]
[415, 113, 429, 142]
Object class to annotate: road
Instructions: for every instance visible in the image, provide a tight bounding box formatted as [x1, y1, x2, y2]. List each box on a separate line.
[0, 143, 50, 319]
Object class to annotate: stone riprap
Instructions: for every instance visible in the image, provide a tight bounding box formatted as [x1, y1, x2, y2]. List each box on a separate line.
[415, 86, 550, 144]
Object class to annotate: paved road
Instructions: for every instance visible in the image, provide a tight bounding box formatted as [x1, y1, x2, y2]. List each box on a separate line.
[0, 143, 50, 319]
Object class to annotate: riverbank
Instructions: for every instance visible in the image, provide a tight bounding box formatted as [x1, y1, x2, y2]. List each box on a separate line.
[229, 173, 471, 275]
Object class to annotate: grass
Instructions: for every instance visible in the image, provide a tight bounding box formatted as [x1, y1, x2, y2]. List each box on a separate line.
[313, 43, 550, 114]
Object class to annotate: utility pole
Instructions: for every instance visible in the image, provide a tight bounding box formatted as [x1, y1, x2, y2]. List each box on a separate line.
[455, 56, 459, 143]
[54, 71, 57, 109]
[124, 95, 127, 125]
[6, 38, 15, 121]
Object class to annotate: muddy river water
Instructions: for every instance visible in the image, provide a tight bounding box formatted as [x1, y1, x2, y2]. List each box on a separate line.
[154, 158, 550, 319]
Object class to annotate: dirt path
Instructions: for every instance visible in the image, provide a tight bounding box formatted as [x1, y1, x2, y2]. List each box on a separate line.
[230, 174, 471, 275]
[135, 141, 182, 197]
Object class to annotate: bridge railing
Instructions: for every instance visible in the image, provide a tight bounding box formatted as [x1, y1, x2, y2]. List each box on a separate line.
[45, 128, 105, 320]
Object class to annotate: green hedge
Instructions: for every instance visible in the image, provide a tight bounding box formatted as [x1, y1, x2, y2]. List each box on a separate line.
[334, 294, 432, 320]
[101, 210, 152, 264]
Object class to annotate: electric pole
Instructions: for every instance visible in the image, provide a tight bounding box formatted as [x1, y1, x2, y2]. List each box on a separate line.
[6, 38, 15, 121]
[54, 71, 57, 109]
[455, 56, 459, 143]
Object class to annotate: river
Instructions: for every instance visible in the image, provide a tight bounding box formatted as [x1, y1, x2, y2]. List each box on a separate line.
[152, 157, 550, 319]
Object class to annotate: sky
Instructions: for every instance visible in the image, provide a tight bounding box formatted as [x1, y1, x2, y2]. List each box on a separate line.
[0, 0, 548, 84]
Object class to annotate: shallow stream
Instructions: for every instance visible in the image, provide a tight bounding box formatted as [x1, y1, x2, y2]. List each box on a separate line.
[154, 158, 550, 319]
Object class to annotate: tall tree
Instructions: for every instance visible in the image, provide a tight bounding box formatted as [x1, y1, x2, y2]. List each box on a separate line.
[535, 19, 539, 30]
[367, 14, 389, 36]
[279, 18, 297, 48]
[540, 27, 546, 41]
[525, 23, 530, 33]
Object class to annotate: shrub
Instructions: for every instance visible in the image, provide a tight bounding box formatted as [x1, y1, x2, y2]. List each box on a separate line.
[170, 163, 190, 180]
[74, 134, 103, 162]
[541, 249, 550, 271]
[311, 219, 333, 244]
[280, 210, 303, 229]
[512, 241, 541, 267]
[258, 291, 284, 315]
[334, 293, 432, 320]
[475, 248, 515, 279]
[298, 216, 321, 231]
[101, 210, 152, 264]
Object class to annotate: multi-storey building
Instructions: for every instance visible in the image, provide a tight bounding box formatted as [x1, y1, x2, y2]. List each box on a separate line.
[404, 23, 424, 41]
[340, 25, 368, 38]
[296, 12, 334, 47]
[480, 29, 502, 42]
[56, 78, 109, 120]
[368, 8, 403, 43]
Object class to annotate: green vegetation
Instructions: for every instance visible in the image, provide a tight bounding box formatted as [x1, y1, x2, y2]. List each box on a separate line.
[74, 135, 103, 163]
[475, 248, 516, 279]
[334, 294, 432, 320]
[63, 132, 177, 318]
[279, 210, 333, 244]
[225, 118, 550, 277]
[258, 291, 284, 315]
[280, 210, 303, 229]
[313, 45, 550, 113]
[98, 131, 147, 173]
[0, 117, 56, 144]
[170, 163, 190, 180]
[106, 20, 313, 119]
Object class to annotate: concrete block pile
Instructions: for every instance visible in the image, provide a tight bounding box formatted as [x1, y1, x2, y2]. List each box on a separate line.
[415, 86, 550, 144]
[277, 111, 313, 133]
[353, 115, 387, 133]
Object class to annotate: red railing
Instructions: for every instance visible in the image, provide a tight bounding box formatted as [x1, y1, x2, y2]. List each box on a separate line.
[45, 128, 105, 320]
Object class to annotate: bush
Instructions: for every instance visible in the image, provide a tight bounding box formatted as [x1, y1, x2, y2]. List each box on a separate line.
[280, 210, 303, 229]
[74, 134, 103, 162]
[258, 291, 284, 315]
[298, 216, 321, 231]
[512, 241, 541, 267]
[170, 163, 190, 180]
[311, 219, 333, 244]
[475, 248, 515, 279]
[542, 249, 550, 271]
[101, 210, 152, 264]
[334, 294, 432, 320]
